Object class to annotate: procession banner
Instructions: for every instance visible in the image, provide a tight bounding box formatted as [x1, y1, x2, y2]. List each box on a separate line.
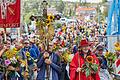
[0, 0, 20, 28]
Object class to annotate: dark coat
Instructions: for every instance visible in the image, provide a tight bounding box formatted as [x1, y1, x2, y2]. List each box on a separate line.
[37, 52, 61, 80]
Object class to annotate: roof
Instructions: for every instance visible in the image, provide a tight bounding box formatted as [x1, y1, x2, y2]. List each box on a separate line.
[76, 7, 96, 12]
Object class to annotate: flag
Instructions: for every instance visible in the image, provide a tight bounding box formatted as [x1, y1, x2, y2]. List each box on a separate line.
[0, 0, 20, 28]
[107, 0, 120, 35]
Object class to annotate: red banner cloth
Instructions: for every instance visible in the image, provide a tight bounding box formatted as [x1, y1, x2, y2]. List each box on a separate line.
[0, 0, 20, 28]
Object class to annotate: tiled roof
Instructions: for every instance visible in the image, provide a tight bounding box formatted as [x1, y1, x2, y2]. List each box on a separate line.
[76, 7, 96, 12]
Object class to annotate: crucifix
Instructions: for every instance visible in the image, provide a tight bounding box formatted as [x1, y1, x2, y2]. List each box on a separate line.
[1, 0, 16, 19]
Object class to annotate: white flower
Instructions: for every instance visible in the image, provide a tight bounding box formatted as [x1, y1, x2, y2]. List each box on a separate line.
[21, 63, 25, 67]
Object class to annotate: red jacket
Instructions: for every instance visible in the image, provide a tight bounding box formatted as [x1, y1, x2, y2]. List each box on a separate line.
[70, 52, 100, 80]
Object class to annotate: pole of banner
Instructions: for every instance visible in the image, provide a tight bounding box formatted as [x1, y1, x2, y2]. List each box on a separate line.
[16, 0, 23, 42]
[4, 20, 7, 80]
[3, 28, 7, 43]
[3, 12, 7, 42]
[118, 0, 120, 42]
[17, 0, 23, 42]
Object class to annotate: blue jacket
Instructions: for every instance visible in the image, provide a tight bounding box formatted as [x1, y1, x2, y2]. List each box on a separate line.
[37, 52, 61, 80]
[31, 44, 40, 58]
[20, 47, 37, 65]
[73, 45, 78, 54]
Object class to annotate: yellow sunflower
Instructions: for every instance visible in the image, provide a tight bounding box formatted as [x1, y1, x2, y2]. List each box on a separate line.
[114, 42, 120, 51]
[47, 15, 54, 21]
[114, 42, 120, 47]
[46, 19, 51, 26]
[26, 52, 30, 57]
[115, 47, 120, 51]
[86, 56, 94, 63]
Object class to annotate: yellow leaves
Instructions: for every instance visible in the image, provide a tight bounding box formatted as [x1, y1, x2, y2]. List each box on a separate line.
[5, 50, 14, 59]
[4, 48, 19, 59]
[16, 56, 20, 60]
[20, 60, 26, 67]
[105, 51, 109, 58]
[13, 48, 17, 51]
[62, 51, 72, 63]
[115, 47, 120, 51]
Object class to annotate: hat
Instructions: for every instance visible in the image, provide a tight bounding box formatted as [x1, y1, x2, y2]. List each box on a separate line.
[79, 39, 89, 47]
[96, 45, 104, 51]
[24, 40, 29, 44]
[29, 38, 34, 43]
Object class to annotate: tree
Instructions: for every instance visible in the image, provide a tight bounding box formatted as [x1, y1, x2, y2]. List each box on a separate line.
[56, 0, 65, 13]
[102, 0, 107, 3]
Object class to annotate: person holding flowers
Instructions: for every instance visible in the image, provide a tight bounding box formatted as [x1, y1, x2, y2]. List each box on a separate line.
[70, 39, 100, 80]
[2, 42, 23, 80]
[114, 42, 120, 75]
[0, 44, 9, 80]
[20, 40, 37, 80]
[95, 45, 112, 80]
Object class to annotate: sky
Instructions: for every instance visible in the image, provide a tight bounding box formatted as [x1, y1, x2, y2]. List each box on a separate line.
[62, 0, 112, 3]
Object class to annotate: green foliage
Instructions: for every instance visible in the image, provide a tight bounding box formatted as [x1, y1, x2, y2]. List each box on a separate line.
[91, 64, 99, 72]
[24, 13, 32, 23]
[23, 9, 37, 23]
[106, 52, 117, 62]
[102, 0, 107, 3]
[106, 52, 117, 73]
[55, 22, 62, 29]
[81, 62, 99, 77]
[103, 7, 108, 17]
[86, 68, 90, 77]
[55, 0, 65, 13]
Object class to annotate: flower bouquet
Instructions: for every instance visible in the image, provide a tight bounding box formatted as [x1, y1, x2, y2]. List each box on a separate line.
[62, 50, 73, 63]
[105, 52, 117, 73]
[81, 56, 99, 77]
[4, 57, 20, 78]
[52, 44, 60, 52]
[26, 51, 35, 63]
[3, 48, 20, 67]
[23, 51, 37, 79]
[3, 48, 21, 78]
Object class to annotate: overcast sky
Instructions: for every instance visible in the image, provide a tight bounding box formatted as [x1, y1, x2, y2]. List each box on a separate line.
[62, 0, 112, 3]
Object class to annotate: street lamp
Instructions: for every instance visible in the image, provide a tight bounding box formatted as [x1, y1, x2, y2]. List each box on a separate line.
[41, 0, 48, 19]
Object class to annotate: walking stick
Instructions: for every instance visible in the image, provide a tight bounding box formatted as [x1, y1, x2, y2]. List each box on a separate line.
[78, 53, 80, 80]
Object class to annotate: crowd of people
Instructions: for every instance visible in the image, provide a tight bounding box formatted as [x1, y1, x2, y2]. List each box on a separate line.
[0, 18, 120, 80]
